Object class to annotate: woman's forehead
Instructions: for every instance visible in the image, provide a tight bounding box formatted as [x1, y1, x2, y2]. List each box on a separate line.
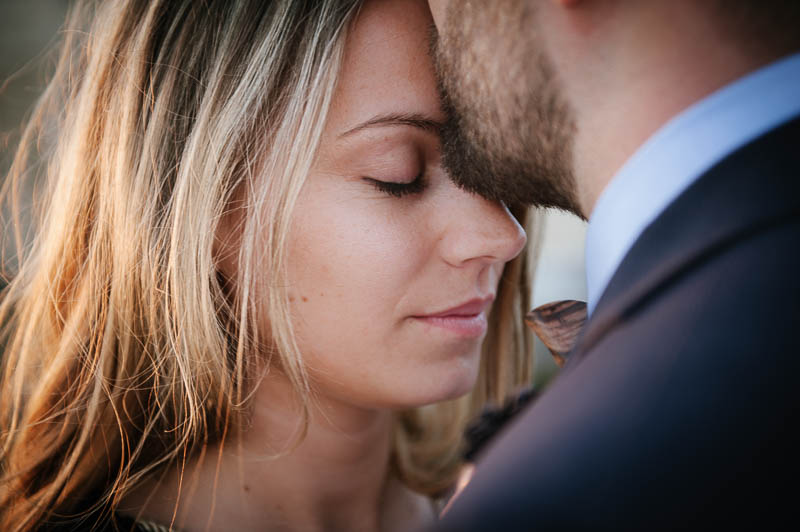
[328, 0, 443, 137]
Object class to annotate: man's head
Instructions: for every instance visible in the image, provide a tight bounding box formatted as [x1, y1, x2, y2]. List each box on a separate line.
[430, 0, 800, 218]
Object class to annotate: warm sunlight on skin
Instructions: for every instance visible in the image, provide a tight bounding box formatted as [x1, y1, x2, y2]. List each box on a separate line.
[286, 0, 527, 409]
[124, 2, 526, 530]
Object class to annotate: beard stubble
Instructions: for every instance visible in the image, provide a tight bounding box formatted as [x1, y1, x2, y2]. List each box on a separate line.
[433, 0, 583, 218]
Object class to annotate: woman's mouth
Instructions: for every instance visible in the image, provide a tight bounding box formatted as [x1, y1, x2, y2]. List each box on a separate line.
[413, 297, 493, 338]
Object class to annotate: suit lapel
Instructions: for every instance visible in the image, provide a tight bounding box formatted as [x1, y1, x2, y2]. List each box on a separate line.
[567, 115, 800, 368]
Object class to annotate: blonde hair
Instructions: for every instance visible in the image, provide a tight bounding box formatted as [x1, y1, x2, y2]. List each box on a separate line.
[0, 0, 540, 529]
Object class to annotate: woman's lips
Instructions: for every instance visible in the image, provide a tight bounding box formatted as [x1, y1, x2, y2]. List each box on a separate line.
[413, 297, 493, 338]
[414, 313, 488, 337]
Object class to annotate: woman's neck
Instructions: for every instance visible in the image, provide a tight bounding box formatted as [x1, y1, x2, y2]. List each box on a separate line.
[119, 374, 435, 531]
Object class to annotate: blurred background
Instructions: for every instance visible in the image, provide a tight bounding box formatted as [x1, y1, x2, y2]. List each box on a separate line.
[0, 1, 69, 169]
[531, 210, 587, 386]
[0, 0, 587, 391]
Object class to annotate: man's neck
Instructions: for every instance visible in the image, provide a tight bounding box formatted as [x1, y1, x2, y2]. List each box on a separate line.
[566, 4, 788, 218]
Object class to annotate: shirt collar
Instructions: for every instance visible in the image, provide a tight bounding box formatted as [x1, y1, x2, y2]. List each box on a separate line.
[585, 51, 800, 315]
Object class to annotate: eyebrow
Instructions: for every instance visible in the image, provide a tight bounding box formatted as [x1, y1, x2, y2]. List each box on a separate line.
[339, 112, 443, 138]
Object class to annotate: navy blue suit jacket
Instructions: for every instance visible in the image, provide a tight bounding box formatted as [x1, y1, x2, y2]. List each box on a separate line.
[431, 116, 800, 530]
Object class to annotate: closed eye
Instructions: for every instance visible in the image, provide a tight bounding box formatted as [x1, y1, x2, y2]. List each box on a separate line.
[363, 174, 427, 198]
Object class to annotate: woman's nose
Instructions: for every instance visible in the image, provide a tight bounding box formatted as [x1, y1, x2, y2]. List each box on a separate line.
[438, 188, 527, 268]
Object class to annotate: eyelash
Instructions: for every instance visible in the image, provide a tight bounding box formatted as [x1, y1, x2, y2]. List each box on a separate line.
[364, 173, 427, 198]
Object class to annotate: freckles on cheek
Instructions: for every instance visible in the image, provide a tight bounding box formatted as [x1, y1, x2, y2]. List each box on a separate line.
[288, 178, 430, 314]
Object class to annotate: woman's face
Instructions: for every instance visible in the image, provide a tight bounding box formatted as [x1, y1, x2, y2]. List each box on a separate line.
[286, 0, 527, 409]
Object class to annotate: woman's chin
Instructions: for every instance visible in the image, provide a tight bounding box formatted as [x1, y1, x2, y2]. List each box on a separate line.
[397, 357, 481, 408]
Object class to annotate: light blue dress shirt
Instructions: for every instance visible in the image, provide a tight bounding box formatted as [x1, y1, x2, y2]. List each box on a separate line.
[585, 51, 800, 315]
